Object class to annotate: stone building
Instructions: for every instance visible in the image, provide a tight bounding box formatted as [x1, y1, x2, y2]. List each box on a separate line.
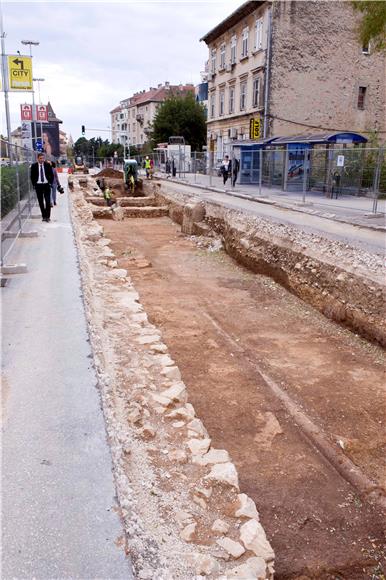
[201, 0, 386, 161]
[110, 82, 195, 150]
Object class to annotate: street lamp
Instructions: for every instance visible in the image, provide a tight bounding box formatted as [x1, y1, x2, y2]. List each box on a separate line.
[33, 77, 45, 144]
[21, 40, 39, 150]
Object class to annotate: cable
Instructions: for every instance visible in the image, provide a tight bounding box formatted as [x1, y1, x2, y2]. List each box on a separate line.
[267, 113, 386, 135]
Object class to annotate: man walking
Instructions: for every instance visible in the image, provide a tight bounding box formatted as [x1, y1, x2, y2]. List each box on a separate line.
[30, 153, 54, 222]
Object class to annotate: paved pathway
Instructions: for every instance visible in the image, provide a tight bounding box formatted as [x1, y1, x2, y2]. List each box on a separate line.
[1, 177, 133, 579]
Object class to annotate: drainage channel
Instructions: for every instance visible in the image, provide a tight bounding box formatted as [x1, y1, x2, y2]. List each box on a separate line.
[97, 213, 386, 579]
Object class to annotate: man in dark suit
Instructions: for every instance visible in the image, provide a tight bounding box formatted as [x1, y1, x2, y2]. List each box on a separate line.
[30, 153, 54, 222]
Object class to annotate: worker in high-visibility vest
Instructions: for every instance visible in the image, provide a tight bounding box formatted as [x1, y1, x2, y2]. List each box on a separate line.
[144, 156, 151, 179]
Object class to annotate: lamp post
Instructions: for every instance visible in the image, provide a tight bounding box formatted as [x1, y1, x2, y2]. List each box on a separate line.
[33, 77, 45, 144]
[21, 40, 39, 151]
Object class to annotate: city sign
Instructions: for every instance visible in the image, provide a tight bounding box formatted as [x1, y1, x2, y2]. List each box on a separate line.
[21, 103, 33, 121]
[249, 118, 261, 140]
[36, 105, 48, 121]
[8, 55, 33, 91]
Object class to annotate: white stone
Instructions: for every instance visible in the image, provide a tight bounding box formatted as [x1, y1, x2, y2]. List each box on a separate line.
[160, 366, 181, 380]
[168, 449, 187, 464]
[187, 418, 209, 438]
[239, 519, 274, 561]
[216, 538, 245, 559]
[205, 462, 239, 490]
[175, 510, 193, 526]
[180, 522, 196, 542]
[166, 406, 195, 421]
[225, 556, 267, 579]
[193, 448, 230, 466]
[212, 519, 230, 534]
[150, 393, 171, 407]
[161, 382, 186, 403]
[194, 554, 220, 576]
[137, 334, 161, 345]
[235, 494, 260, 520]
[109, 268, 127, 279]
[187, 438, 211, 456]
[172, 420, 185, 428]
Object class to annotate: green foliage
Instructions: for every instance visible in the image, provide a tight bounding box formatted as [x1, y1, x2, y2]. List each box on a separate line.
[352, 1, 386, 51]
[72, 137, 137, 159]
[1, 164, 30, 218]
[150, 92, 207, 151]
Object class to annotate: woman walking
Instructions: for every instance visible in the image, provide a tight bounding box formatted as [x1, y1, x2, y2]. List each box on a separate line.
[50, 162, 60, 206]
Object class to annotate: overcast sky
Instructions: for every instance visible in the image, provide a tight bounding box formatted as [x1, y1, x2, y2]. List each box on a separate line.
[1, 0, 241, 142]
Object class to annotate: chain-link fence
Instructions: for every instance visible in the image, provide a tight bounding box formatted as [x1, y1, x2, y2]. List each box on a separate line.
[0, 140, 56, 266]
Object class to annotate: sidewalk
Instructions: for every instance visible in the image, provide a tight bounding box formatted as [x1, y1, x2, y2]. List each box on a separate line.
[158, 171, 385, 232]
[1, 177, 133, 579]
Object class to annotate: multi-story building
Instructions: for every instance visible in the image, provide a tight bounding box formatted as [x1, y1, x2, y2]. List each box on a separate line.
[110, 82, 195, 150]
[201, 0, 386, 160]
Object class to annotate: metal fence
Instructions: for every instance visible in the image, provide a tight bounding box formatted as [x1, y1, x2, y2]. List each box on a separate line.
[0, 140, 55, 266]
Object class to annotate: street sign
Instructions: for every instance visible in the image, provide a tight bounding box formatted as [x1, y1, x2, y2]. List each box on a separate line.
[35, 138, 43, 152]
[337, 155, 345, 167]
[8, 55, 33, 91]
[249, 118, 261, 140]
[21, 104, 33, 121]
[36, 105, 48, 122]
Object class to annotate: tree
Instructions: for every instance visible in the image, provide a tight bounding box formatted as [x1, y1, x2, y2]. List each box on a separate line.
[150, 92, 207, 151]
[352, 1, 386, 52]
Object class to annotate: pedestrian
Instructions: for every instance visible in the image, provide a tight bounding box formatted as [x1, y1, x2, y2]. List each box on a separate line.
[103, 186, 113, 206]
[220, 154, 232, 185]
[144, 156, 151, 179]
[232, 157, 240, 187]
[172, 158, 177, 177]
[165, 159, 171, 175]
[50, 161, 61, 206]
[149, 157, 154, 179]
[30, 152, 54, 222]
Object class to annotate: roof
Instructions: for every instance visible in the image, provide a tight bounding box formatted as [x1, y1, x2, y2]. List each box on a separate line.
[272, 132, 368, 144]
[200, 1, 265, 44]
[110, 105, 122, 114]
[132, 84, 194, 106]
[47, 101, 62, 123]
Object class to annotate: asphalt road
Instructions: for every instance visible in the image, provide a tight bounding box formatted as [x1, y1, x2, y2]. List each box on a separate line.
[1, 179, 133, 579]
[162, 180, 385, 255]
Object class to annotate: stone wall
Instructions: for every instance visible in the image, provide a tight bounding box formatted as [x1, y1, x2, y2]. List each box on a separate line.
[269, 0, 386, 139]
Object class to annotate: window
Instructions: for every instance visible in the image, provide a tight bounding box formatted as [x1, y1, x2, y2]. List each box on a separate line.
[229, 86, 235, 113]
[220, 43, 226, 69]
[219, 90, 225, 115]
[255, 18, 263, 50]
[211, 48, 216, 73]
[230, 35, 237, 63]
[252, 77, 260, 107]
[241, 28, 249, 58]
[240, 81, 247, 110]
[357, 86, 367, 109]
[210, 93, 215, 118]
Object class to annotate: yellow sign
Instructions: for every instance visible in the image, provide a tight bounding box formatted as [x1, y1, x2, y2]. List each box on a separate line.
[8, 55, 33, 91]
[249, 118, 261, 140]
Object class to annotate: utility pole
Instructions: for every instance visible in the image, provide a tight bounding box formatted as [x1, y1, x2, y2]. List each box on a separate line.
[21, 40, 39, 151]
[1, 6, 13, 161]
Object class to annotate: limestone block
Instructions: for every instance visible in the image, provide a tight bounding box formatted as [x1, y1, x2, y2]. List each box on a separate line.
[239, 519, 274, 562]
[225, 556, 267, 579]
[187, 418, 209, 438]
[167, 406, 195, 421]
[160, 366, 181, 380]
[161, 382, 187, 403]
[194, 554, 220, 576]
[212, 519, 230, 534]
[205, 462, 239, 490]
[168, 449, 187, 464]
[216, 537, 245, 559]
[193, 448, 230, 466]
[187, 438, 211, 456]
[175, 510, 193, 527]
[235, 494, 260, 520]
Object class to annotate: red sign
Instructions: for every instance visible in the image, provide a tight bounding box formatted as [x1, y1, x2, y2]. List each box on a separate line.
[36, 105, 48, 122]
[21, 104, 32, 121]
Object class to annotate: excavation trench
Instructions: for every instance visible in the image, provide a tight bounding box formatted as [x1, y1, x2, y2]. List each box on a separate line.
[98, 208, 385, 579]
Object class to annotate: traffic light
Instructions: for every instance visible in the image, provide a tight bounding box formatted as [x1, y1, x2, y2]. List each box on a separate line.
[81, 125, 85, 136]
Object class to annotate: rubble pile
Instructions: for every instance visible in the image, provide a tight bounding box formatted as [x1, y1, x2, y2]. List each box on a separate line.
[69, 176, 275, 579]
[94, 168, 124, 178]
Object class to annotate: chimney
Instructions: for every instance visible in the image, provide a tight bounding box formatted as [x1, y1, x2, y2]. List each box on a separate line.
[165, 81, 170, 88]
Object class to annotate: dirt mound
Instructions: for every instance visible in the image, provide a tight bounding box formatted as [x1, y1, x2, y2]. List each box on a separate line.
[95, 168, 123, 178]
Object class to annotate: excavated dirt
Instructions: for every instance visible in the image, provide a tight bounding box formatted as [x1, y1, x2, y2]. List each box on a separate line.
[101, 216, 386, 579]
[94, 168, 124, 178]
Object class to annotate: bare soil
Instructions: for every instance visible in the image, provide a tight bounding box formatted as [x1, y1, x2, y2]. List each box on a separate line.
[101, 217, 386, 579]
[94, 168, 123, 178]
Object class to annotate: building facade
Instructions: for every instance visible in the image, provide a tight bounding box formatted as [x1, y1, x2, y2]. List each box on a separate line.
[201, 0, 386, 161]
[110, 82, 195, 150]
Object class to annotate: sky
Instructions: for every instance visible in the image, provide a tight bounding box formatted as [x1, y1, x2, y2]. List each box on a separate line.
[1, 0, 241, 143]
